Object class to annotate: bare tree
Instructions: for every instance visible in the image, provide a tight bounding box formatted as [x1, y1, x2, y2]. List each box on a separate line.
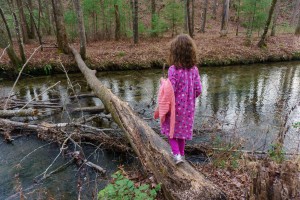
[271, 0, 280, 36]
[114, 4, 121, 41]
[51, 0, 70, 54]
[16, 0, 29, 43]
[200, 0, 209, 33]
[296, 12, 300, 35]
[73, 0, 86, 59]
[133, 0, 139, 44]
[220, 0, 230, 36]
[212, 0, 218, 19]
[27, 0, 35, 39]
[186, 0, 193, 37]
[0, 8, 22, 67]
[290, 0, 300, 25]
[258, 0, 278, 47]
[13, 12, 26, 63]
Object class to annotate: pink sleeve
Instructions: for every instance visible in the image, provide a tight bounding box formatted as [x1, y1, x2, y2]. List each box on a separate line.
[168, 66, 177, 92]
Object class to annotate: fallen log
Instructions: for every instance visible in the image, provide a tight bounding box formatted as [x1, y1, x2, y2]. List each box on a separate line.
[71, 46, 227, 200]
[0, 109, 38, 117]
[71, 106, 105, 113]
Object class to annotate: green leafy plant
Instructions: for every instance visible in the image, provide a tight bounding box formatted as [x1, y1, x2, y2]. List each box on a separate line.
[268, 143, 285, 163]
[293, 122, 300, 128]
[98, 171, 161, 200]
[43, 64, 52, 75]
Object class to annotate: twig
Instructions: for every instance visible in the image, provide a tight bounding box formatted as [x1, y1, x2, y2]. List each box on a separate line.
[0, 44, 10, 61]
[19, 81, 61, 110]
[4, 45, 42, 110]
[19, 142, 53, 163]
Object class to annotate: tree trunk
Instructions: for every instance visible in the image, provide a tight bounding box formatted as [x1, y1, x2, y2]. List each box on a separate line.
[257, 0, 278, 47]
[27, 0, 36, 39]
[200, 0, 208, 33]
[151, 0, 157, 37]
[220, 0, 230, 36]
[114, 4, 121, 41]
[290, 0, 300, 25]
[235, 0, 241, 36]
[212, 0, 218, 19]
[133, 0, 139, 44]
[51, 0, 70, 54]
[271, 0, 280, 36]
[12, 12, 26, 63]
[191, 0, 195, 34]
[183, 0, 188, 32]
[296, 13, 300, 35]
[26, 3, 43, 50]
[186, 0, 193, 37]
[0, 26, 22, 68]
[16, 0, 29, 43]
[70, 46, 227, 200]
[73, 0, 87, 60]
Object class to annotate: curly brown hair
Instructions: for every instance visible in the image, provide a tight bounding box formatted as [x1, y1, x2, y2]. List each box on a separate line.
[168, 34, 197, 69]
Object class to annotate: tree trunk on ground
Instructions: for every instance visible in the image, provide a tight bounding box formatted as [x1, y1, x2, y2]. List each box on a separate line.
[0, 109, 38, 118]
[16, 0, 29, 44]
[12, 12, 26, 64]
[271, 0, 280, 36]
[70, 46, 227, 200]
[27, 0, 36, 39]
[248, 161, 300, 199]
[114, 4, 121, 41]
[133, 0, 139, 44]
[212, 0, 218, 19]
[186, 0, 193, 37]
[290, 0, 300, 25]
[200, 0, 208, 33]
[296, 10, 300, 35]
[73, 0, 87, 60]
[220, 0, 230, 36]
[51, 0, 70, 54]
[257, 0, 278, 47]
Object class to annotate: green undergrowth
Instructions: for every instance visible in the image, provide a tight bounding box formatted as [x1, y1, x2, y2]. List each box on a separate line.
[98, 171, 161, 200]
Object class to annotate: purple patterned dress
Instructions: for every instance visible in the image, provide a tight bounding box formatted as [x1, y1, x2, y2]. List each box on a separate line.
[161, 65, 202, 140]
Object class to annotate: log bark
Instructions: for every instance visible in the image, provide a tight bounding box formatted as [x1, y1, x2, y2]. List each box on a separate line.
[0, 109, 38, 118]
[70, 46, 227, 200]
[71, 106, 105, 113]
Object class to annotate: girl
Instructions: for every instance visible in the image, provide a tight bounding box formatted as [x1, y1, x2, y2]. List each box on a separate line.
[162, 34, 202, 164]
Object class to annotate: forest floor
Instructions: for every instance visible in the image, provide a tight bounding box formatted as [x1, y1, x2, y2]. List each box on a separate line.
[0, 30, 299, 76]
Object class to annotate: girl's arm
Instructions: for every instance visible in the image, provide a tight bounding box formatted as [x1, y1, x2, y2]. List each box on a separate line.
[194, 67, 202, 98]
[168, 66, 177, 91]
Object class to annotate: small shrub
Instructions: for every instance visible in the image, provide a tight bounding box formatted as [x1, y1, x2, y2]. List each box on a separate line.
[98, 171, 161, 200]
[268, 143, 285, 163]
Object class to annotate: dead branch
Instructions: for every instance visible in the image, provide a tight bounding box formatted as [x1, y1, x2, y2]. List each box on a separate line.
[0, 44, 10, 61]
[0, 109, 38, 117]
[4, 45, 42, 109]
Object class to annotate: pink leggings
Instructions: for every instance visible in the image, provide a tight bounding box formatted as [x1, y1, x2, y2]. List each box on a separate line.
[168, 137, 186, 156]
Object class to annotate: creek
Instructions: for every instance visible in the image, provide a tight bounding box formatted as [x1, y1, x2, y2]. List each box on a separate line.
[0, 61, 300, 199]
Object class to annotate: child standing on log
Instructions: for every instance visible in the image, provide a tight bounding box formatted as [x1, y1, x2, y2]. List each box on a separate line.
[155, 34, 202, 164]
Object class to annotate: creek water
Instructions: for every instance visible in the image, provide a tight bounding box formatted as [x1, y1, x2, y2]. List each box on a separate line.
[0, 61, 300, 199]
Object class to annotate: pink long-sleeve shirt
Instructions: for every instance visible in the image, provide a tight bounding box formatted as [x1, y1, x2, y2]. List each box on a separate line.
[161, 65, 202, 140]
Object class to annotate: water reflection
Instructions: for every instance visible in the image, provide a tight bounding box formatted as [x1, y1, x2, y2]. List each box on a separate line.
[1, 62, 300, 153]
